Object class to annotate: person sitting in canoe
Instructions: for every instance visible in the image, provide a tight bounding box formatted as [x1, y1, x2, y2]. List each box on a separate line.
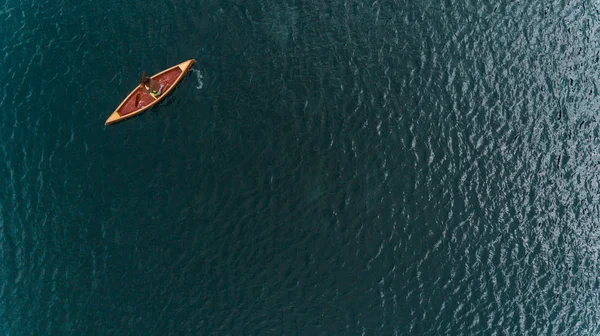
[140, 72, 164, 97]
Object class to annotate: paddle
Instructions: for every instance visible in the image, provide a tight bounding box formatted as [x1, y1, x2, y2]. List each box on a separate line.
[135, 71, 146, 107]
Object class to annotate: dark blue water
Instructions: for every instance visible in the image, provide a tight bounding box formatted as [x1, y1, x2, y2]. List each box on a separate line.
[3, 0, 600, 334]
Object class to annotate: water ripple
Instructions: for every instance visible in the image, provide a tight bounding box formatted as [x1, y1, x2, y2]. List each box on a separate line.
[3, 0, 600, 334]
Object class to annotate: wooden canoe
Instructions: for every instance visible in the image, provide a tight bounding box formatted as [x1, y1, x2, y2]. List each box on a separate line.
[105, 59, 195, 125]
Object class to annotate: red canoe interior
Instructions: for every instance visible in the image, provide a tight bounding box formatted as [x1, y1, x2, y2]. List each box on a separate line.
[117, 67, 184, 116]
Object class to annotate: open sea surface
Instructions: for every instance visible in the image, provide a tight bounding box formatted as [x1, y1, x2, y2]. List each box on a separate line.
[3, 0, 600, 334]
